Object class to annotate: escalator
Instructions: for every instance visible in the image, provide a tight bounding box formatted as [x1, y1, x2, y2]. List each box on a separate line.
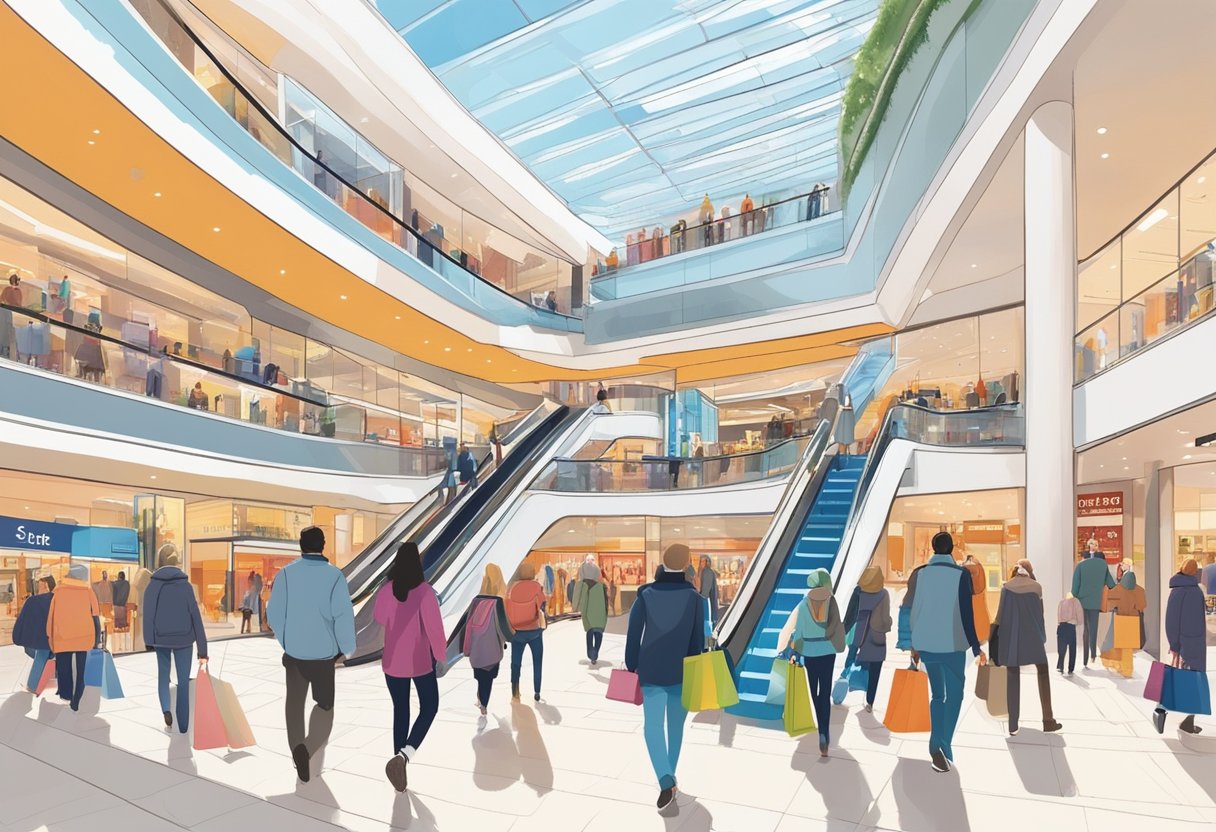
[344, 404, 589, 664]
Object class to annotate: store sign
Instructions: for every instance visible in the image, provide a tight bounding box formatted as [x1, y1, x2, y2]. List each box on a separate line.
[1077, 492, 1123, 517]
[0, 515, 75, 552]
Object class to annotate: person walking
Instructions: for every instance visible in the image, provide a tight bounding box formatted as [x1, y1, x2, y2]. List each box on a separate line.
[697, 556, 719, 628]
[460, 563, 513, 716]
[374, 542, 447, 792]
[1071, 540, 1115, 667]
[962, 554, 991, 644]
[574, 562, 608, 666]
[780, 568, 845, 756]
[1156, 558, 1207, 735]
[842, 565, 892, 713]
[992, 562, 1062, 736]
[111, 571, 130, 631]
[1103, 569, 1147, 677]
[143, 551, 208, 732]
[625, 543, 704, 811]
[899, 532, 985, 773]
[13, 575, 55, 694]
[456, 443, 478, 490]
[505, 562, 548, 702]
[266, 526, 356, 782]
[239, 582, 258, 634]
[46, 564, 100, 711]
[1056, 593, 1083, 675]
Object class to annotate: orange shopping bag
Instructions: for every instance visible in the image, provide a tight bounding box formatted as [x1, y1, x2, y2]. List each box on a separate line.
[883, 659, 932, 733]
[193, 669, 228, 751]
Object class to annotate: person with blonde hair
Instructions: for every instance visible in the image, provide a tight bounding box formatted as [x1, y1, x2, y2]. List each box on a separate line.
[505, 561, 547, 701]
[459, 563, 514, 715]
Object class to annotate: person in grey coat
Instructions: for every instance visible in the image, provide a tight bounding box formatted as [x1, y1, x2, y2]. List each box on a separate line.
[842, 565, 892, 712]
[144, 552, 208, 732]
[1156, 558, 1206, 734]
[993, 561, 1062, 736]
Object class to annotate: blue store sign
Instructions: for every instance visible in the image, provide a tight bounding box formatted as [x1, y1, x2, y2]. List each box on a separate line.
[0, 514, 139, 561]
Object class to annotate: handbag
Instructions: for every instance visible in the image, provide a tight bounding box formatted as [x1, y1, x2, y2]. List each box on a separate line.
[606, 669, 644, 706]
[1113, 614, 1140, 649]
[681, 649, 739, 712]
[883, 659, 932, 733]
[765, 657, 789, 705]
[783, 661, 816, 737]
[984, 665, 1008, 718]
[1161, 664, 1213, 716]
[1144, 660, 1168, 703]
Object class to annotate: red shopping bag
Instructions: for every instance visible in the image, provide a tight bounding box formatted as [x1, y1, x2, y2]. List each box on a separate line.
[883, 660, 932, 733]
[1144, 660, 1167, 703]
[34, 658, 56, 696]
[192, 669, 228, 751]
[606, 669, 643, 706]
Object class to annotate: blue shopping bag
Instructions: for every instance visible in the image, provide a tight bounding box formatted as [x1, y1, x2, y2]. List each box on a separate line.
[848, 662, 870, 692]
[84, 649, 105, 687]
[831, 673, 850, 705]
[1161, 665, 1212, 716]
[99, 651, 124, 700]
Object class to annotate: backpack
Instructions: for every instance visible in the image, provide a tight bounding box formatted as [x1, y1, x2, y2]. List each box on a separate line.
[464, 598, 503, 670]
[506, 584, 540, 630]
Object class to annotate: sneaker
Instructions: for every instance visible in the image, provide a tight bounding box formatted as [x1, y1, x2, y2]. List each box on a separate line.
[385, 752, 408, 792]
[930, 748, 950, 773]
[1153, 708, 1167, 735]
[657, 786, 676, 810]
[864, 703, 873, 714]
[163, 711, 173, 729]
[1043, 720, 1063, 733]
[292, 743, 311, 783]
[1009, 725, 1019, 736]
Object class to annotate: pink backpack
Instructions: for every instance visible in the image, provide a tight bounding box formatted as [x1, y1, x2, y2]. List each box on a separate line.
[464, 598, 503, 670]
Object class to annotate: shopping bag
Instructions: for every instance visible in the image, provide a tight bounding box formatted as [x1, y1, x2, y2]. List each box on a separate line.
[84, 648, 105, 687]
[783, 663, 816, 737]
[985, 666, 1008, 718]
[702, 596, 713, 640]
[974, 663, 991, 701]
[34, 657, 56, 696]
[848, 662, 870, 692]
[1143, 661, 1167, 703]
[1161, 666, 1213, 716]
[192, 669, 228, 750]
[831, 673, 850, 706]
[681, 650, 739, 711]
[765, 658, 789, 705]
[1098, 612, 1115, 654]
[211, 675, 255, 748]
[606, 669, 643, 706]
[883, 661, 932, 733]
[1113, 615, 1140, 650]
[99, 651, 124, 700]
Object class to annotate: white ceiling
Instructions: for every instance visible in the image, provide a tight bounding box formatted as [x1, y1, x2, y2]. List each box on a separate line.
[1077, 398, 1216, 486]
[892, 487, 1022, 525]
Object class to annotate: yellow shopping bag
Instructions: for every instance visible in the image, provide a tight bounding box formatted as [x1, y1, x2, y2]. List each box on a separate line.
[783, 662, 816, 737]
[681, 650, 740, 712]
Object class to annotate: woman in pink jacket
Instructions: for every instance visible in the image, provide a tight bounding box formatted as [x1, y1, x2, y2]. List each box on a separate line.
[374, 542, 447, 792]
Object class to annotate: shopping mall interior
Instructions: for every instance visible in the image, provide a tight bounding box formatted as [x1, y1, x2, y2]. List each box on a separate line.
[1, 0, 1215, 829]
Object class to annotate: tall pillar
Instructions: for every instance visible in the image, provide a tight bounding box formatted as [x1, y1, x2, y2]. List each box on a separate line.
[1023, 102, 1076, 610]
[1144, 462, 1172, 660]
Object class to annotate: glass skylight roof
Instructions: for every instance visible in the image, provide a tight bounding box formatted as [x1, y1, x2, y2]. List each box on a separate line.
[375, 0, 878, 241]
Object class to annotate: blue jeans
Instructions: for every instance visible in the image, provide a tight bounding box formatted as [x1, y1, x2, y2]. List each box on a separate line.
[26, 648, 51, 691]
[510, 629, 544, 695]
[919, 650, 967, 759]
[385, 672, 439, 756]
[586, 629, 604, 662]
[641, 683, 687, 790]
[156, 646, 193, 733]
[55, 651, 88, 709]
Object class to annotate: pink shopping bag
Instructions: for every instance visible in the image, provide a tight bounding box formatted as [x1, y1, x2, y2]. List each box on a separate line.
[192, 669, 228, 751]
[606, 669, 643, 706]
[1143, 660, 1167, 703]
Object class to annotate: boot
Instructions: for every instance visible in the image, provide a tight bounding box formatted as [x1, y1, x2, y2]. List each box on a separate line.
[1180, 714, 1203, 734]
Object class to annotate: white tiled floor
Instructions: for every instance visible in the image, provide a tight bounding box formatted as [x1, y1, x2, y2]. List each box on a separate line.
[2, 623, 1215, 831]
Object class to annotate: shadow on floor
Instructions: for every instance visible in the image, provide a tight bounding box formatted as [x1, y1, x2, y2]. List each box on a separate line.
[1007, 734, 1076, 797]
[391, 791, 439, 830]
[790, 741, 874, 827]
[870, 757, 971, 832]
[664, 794, 713, 829]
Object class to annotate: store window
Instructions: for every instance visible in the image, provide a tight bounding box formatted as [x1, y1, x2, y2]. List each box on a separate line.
[1171, 464, 1216, 659]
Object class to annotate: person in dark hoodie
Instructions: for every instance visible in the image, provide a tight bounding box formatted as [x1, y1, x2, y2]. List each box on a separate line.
[574, 561, 608, 666]
[111, 571, 130, 631]
[13, 575, 55, 693]
[993, 561, 1062, 736]
[1156, 558, 1207, 735]
[625, 543, 704, 812]
[842, 565, 892, 713]
[143, 551, 208, 732]
[456, 443, 478, 490]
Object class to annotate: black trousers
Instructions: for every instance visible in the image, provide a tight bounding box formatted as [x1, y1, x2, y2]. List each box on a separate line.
[473, 663, 499, 708]
[283, 654, 336, 756]
[1056, 623, 1076, 673]
[386, 671, 439, 756]
[804, 654, 836, 742]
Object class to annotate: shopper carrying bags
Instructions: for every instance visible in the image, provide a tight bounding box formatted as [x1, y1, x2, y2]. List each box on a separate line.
[266, 526, 356, 783]
[374, 542, 447, 793]
[779, 568, 845, 756]
[506, 562, 548, 702]
[625, 543, 704, 811]
[841, 566, 892, 713]
[1103, 570, 1147, 677]
[458, 563, 513, 716]
[46, 564, 101, 711]
[143, 551, 208, 732]
[898, 532, 985, 773]
[1155, 558, 1209, 735]
[574, 562, 609, 666]
[697, 555, 719, 627]
[992, 562, 1062, 736]
[1056, 593, 1083, 675]
[1071, 540, 1116, 667]
[14, 575, 55, 694]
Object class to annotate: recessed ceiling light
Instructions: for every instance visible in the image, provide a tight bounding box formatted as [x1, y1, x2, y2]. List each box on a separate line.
[1100, 153, 1110, 160]
[339, 294, 348, 300]
[466, 348, 473, 353]
[450, 173, 458, 179]
[485, 359, 492, 364]
[153, 192, 162, 198]
[443, 346, 452, 352]
[212, 226, 221, 232]
[1200, 176, 1208, 185]
[970, 263, 977, 269]
[394, 315, 401, 320]
[87, 140, 95, 145]
[24, 506, 29, 510]
[92, 129, 101, 135]
[1184, 454, 1194, 460]
[1137, 208, 1168, 232]
[279, 269, 287, 275]
[150, 475, 157, 480]
[1096, 127, 1107, 135]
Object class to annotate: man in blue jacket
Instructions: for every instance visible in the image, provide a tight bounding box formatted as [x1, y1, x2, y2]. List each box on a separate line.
[899, 532, 985, 773]
[267, 526, 356, 782]
[625, 543, 704, 812]
[13, 575, 55, 693]
[1071, 539, 1116, 667]
[144, 551, 208, 732]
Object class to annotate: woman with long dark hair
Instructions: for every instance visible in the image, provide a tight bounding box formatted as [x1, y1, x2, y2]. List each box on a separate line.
[374, 542, 447, 792]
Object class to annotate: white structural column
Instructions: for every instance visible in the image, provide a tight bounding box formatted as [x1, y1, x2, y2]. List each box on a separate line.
[1023, 101, 1076, 610]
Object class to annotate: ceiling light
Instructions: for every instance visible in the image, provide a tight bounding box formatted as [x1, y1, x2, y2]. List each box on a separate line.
[1184, 455, 1194, 460]
[444, 347, 452, 352]
[359, 117, 369, 124]
[279, 269, 286, 275]
[394, 315, 401, 320]
[970, 263, 977, 269]
[92, 129, 101, 135]
[1100, 153, 1110, 160]
[87, 140, 95, 146]
[1201, 176, 1208, 185]
[150, 475, 157, 480]
[24, 506, 29, 510]
[450, 173, 458, 179]
[423, 340, 429, 345]
[466, 348, 473, 353]
[153, 191, 162, 198]
[485, 359, 492, 364]
[1136, 208, 1168, 231]
[1096, 127, 1107, 135]
[339, 294, 348, 301]
[212, 226, 221, 232]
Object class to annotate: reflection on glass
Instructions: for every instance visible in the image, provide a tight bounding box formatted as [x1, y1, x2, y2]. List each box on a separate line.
[1077, 239, 1120, 332]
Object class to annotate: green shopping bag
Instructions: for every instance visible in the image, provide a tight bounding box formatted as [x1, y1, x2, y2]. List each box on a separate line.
[681, 650, 740, 711]
[765, 657, 789, 705]
[783, 662, 816, 737]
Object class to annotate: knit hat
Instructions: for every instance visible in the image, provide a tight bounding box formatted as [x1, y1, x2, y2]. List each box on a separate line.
[805, 568, 833, 590]
[67, 564, 89, 581]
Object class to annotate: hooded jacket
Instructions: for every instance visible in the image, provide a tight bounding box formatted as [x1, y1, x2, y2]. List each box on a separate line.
[374, 581, 446, 678]
[843, 567, 892, 663]
[13, 591, 53, 652]
[993, 575, 1047, 667]
[625, 569, 704, 687]
[901, 554, 981, 656]
[47, 567, 100, 653]
[780, 569, 845, 658]
[111, 577, 130, 608]
[1105, 571, 1147, 617]
[143, 566, 208, 656]
[574, 577, 608, 632]
[267, 554, 356, 660]
[1071, 555, 1116, 611]
[1165, 571, 1206, 671]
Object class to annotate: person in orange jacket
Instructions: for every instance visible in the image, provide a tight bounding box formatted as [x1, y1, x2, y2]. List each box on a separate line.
[47, 564, 101, 710]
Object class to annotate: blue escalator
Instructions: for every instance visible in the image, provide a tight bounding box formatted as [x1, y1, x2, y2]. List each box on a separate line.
[729, 453, 867, 720]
